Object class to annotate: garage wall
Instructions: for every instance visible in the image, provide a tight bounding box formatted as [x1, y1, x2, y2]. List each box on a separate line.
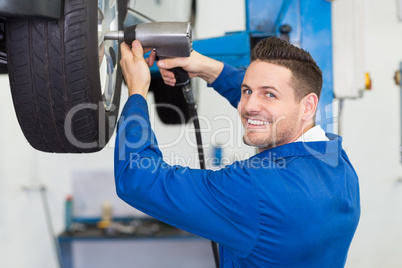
[342, 0, 402, 267]
[1, 0, 402, 267]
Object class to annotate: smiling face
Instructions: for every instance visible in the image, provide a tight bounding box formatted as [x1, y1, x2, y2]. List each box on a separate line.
[238, 60, 311, 152]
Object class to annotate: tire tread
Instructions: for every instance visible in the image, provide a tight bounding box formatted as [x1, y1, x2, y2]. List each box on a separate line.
[6, 0, 123, 153]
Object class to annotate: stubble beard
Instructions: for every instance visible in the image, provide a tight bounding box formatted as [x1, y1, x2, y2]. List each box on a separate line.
[243, 127, 278, 150]
[242, 112, 299, 150]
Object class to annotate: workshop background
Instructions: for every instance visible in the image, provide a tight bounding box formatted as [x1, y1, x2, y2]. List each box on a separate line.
[1, 0, 402, 267]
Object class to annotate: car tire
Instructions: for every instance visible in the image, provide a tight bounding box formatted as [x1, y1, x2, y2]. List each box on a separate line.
[6, 0, 125, 153]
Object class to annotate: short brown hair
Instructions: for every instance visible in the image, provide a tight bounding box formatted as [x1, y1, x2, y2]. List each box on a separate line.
[250, 37, 323, 102]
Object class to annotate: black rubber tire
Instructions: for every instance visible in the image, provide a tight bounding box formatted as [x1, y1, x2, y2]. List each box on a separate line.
[6, 0, 125, 153]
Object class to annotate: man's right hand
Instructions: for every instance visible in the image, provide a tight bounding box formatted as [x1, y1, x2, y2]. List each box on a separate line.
[157, 51, 224, 87]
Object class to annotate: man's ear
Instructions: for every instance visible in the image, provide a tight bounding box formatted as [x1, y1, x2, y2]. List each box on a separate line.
[301, 93, 318, 122]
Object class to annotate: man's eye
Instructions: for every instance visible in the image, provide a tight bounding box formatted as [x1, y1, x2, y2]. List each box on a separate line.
[243, 89, 252, 95]
[266, 92, 275, 98]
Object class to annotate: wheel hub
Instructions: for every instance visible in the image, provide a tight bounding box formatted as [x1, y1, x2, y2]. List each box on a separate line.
[98, 0, 119, 111]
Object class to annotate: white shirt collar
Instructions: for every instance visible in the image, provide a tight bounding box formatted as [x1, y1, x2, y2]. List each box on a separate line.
[295, 125, 329, 142]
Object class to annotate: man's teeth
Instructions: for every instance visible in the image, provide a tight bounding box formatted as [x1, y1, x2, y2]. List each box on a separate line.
[248, 119, 269, 125]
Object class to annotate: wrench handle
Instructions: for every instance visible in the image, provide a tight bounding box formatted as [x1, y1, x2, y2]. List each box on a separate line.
[170, 67, 190, 87]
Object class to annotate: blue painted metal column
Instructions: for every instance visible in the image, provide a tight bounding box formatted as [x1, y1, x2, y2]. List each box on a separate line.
[299, 0, 334, 132]
[246, 0, 334, 132]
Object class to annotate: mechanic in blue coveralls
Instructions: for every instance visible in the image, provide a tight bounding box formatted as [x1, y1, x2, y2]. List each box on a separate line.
[115, 37, 360, 267]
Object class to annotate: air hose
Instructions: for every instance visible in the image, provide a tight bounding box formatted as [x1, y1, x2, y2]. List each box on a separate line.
[172, 67, 220, 268]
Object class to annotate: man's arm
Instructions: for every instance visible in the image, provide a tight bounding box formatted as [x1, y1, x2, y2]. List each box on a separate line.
[157, 51, 224, 86]
[208, 63, 245, 108]
[158, 52, 245, 108]
[114, 94, 259, 257]
[115, 41, 259, 258]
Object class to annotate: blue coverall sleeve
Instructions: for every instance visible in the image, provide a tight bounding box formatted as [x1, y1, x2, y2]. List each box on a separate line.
[208, 63, 245, 108]
[114, 94, 259, 258]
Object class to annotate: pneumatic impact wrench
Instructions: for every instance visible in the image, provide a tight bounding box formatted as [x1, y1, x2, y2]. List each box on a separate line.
[104, 21, 193, 91]
[104, 22, 219, 268]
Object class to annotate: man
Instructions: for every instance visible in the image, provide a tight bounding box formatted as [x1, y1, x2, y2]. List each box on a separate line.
[115, 37, 360, 267]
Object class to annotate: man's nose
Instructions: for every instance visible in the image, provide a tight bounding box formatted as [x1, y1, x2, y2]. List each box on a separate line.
[243, 94, 262, 113]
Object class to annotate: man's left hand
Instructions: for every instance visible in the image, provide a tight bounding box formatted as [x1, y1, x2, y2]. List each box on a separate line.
[120, 40, 155, 99]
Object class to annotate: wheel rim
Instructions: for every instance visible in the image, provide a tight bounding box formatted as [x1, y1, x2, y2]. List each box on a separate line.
[98, 0, 119, 111]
